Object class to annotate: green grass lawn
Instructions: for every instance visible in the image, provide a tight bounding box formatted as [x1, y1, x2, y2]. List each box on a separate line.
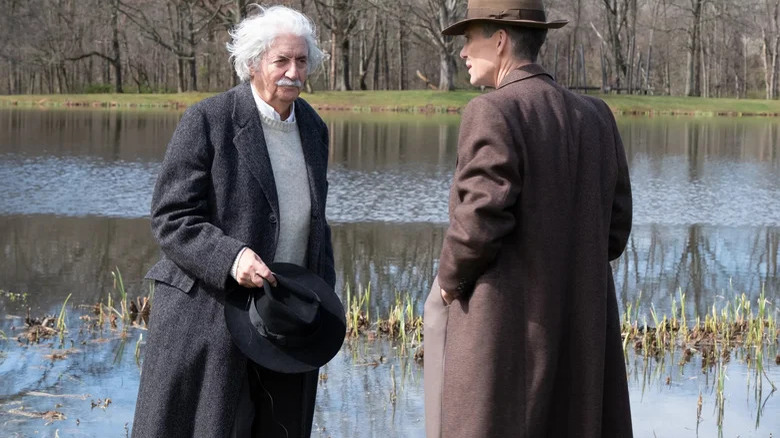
[2, 89, 780, 116]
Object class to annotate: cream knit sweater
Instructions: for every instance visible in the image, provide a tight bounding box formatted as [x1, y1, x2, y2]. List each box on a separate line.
[259, 113, 311, 266]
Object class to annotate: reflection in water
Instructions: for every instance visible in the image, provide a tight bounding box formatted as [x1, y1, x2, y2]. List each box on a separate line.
[0, 313, 776, 438]
[623, 346, 780, 437]
[0, 216, 776, 324]
[0, 318, 425, 438]
[619, 117, 780, 166]
[325, 113, 459, 171]
[2, 110, 780, 226]
[622, 118, 780, 227]
[0, 108, 179, 161]
[614, 224, 780, 317]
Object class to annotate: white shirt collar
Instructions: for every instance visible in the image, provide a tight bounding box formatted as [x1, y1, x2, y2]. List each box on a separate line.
[250, 83, 296, 123]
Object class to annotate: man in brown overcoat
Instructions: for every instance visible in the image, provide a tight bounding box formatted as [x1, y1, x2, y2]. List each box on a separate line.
[424, 0, 634, 437]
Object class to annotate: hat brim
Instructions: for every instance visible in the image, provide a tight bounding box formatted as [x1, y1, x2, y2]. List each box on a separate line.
[442, 18, 569, 36]
[224, 263, 346, 374]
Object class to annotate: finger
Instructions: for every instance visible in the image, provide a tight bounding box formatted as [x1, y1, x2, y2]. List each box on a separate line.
[238, 274, 257, 288]
[267, 272, 277, 287]
[254, 262, 278, 287]
[251, 271, 266, 288]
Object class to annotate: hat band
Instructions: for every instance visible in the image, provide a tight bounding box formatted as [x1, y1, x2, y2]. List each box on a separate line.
[248, 302, 323, 348]
[466, 7, 547, 22]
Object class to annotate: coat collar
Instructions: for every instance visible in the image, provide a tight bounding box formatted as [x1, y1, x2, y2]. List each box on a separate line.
[497, 63, 554, 89]
[231, 82, 327, 237]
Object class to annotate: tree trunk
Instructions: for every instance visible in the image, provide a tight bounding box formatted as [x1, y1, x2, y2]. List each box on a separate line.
[568, 34, 574, 87]
[329, 29, 337, 90]
[579, 44, 587, 92]
[600, 43, 607, 92]
[189, 56, 197, 92]
[603, 0, 628, 90]
[382, 21, 390, 90]
[337, 38, 351, 90]
[627, 36, 635, 93]
[176, 57, 185, 93]
[398, 19, 407, 90]
[359, 30, 368, 90]
[763, 29, 772, 99]
[187, 6, 197, 92]
[111, 0, 123, 93]
[372, 20, 380, 90]
[743, 36, 748, 98]
[641, 0, 660, 94]
[686, 0, 703, 96]
[436, 0, 457, 90]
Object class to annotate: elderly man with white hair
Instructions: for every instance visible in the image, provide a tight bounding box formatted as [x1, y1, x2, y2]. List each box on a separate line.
[132, 5, 337, 437]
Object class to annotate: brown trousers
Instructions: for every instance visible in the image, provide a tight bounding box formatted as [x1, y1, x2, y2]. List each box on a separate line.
[423, 278, 449, 438]
[231, 363, 319, 438]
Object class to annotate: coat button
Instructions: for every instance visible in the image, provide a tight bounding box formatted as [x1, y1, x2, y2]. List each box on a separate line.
[269, 214, 277, 224]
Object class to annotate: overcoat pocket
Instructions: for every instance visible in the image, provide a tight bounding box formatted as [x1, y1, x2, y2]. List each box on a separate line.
[144, 258, 197, 294]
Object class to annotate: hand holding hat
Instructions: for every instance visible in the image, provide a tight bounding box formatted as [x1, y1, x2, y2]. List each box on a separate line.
[225, 263, 346, 373]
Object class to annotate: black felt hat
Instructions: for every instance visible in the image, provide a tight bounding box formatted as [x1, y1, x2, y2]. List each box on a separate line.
[224, 263, 346, 373]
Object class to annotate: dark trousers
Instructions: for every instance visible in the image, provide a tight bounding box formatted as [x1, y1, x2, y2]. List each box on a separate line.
[231, 362, 319, 438]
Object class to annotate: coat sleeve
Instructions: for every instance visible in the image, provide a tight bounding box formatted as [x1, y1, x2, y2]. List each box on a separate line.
[606, 108, 632, 261]
[319, 122, 336, 288]
[150, 107, 245, 290]
[437, 98, 522, 297]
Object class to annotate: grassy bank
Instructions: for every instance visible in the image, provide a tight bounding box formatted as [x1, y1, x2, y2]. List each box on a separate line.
[3, 90, 780, 116]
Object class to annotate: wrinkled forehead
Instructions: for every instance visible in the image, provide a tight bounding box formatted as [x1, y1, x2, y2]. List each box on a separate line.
[266, 34, 309, 58]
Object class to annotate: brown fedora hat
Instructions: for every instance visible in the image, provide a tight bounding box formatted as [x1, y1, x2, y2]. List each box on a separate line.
[442, 0, 568, 36]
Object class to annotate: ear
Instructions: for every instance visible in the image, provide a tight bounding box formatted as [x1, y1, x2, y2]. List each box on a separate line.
[495, 29, 508, 55]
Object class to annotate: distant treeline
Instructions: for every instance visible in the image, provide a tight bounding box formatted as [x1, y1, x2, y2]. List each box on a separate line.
[0, 0, 776, 98]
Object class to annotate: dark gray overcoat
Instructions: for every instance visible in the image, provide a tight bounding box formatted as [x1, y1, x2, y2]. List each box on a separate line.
[425, 64, 633, 437]
[131, 82, 334, 437]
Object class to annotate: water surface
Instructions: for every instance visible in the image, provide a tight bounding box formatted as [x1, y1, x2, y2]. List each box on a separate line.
[0, 108, 778, 436]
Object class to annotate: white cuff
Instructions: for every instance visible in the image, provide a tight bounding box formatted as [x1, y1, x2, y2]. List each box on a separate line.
[231, 247, 248, 280]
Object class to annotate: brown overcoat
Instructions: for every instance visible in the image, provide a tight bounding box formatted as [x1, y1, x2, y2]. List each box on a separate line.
[426, 63, 633, 437]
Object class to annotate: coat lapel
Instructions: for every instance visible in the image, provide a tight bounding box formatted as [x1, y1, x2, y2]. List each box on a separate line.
[498, 63, 554, 89]
[294, 99, 328, 269]
[232, 82, 279, 218]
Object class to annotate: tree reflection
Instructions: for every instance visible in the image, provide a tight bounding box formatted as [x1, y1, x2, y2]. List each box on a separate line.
[613, 224, 779, 319]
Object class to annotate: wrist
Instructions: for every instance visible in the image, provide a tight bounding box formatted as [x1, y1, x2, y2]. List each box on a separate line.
[230, 247, 248, 280]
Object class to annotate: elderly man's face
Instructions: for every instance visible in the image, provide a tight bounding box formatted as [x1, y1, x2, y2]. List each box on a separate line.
[250, 33, 308, 116]
[460, 25, 501, 88]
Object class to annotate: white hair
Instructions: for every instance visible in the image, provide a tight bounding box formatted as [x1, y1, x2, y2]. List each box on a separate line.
[226, 5, 325, 82]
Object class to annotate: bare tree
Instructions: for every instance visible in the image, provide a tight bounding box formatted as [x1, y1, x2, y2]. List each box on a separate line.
[0, 0, 770, 98]
[315, 0, 360, 90]
[66, 0, 124, 92]
[119, 0, 222, 92]
[601, 0, 630, 90]
[758, 0, 780, 99]
[686, 0, 704, 96]
[370, 0, 464, 90]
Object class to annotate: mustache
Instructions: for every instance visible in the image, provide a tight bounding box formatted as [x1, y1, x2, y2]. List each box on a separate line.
[276, 78, 303, 88]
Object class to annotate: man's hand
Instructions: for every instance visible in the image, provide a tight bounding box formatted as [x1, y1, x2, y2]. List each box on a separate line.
[235, 248, 277, 288]
[440, 287, 454, 305]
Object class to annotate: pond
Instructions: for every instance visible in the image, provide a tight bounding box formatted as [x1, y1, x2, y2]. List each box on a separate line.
[0, 107, 778, 437]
